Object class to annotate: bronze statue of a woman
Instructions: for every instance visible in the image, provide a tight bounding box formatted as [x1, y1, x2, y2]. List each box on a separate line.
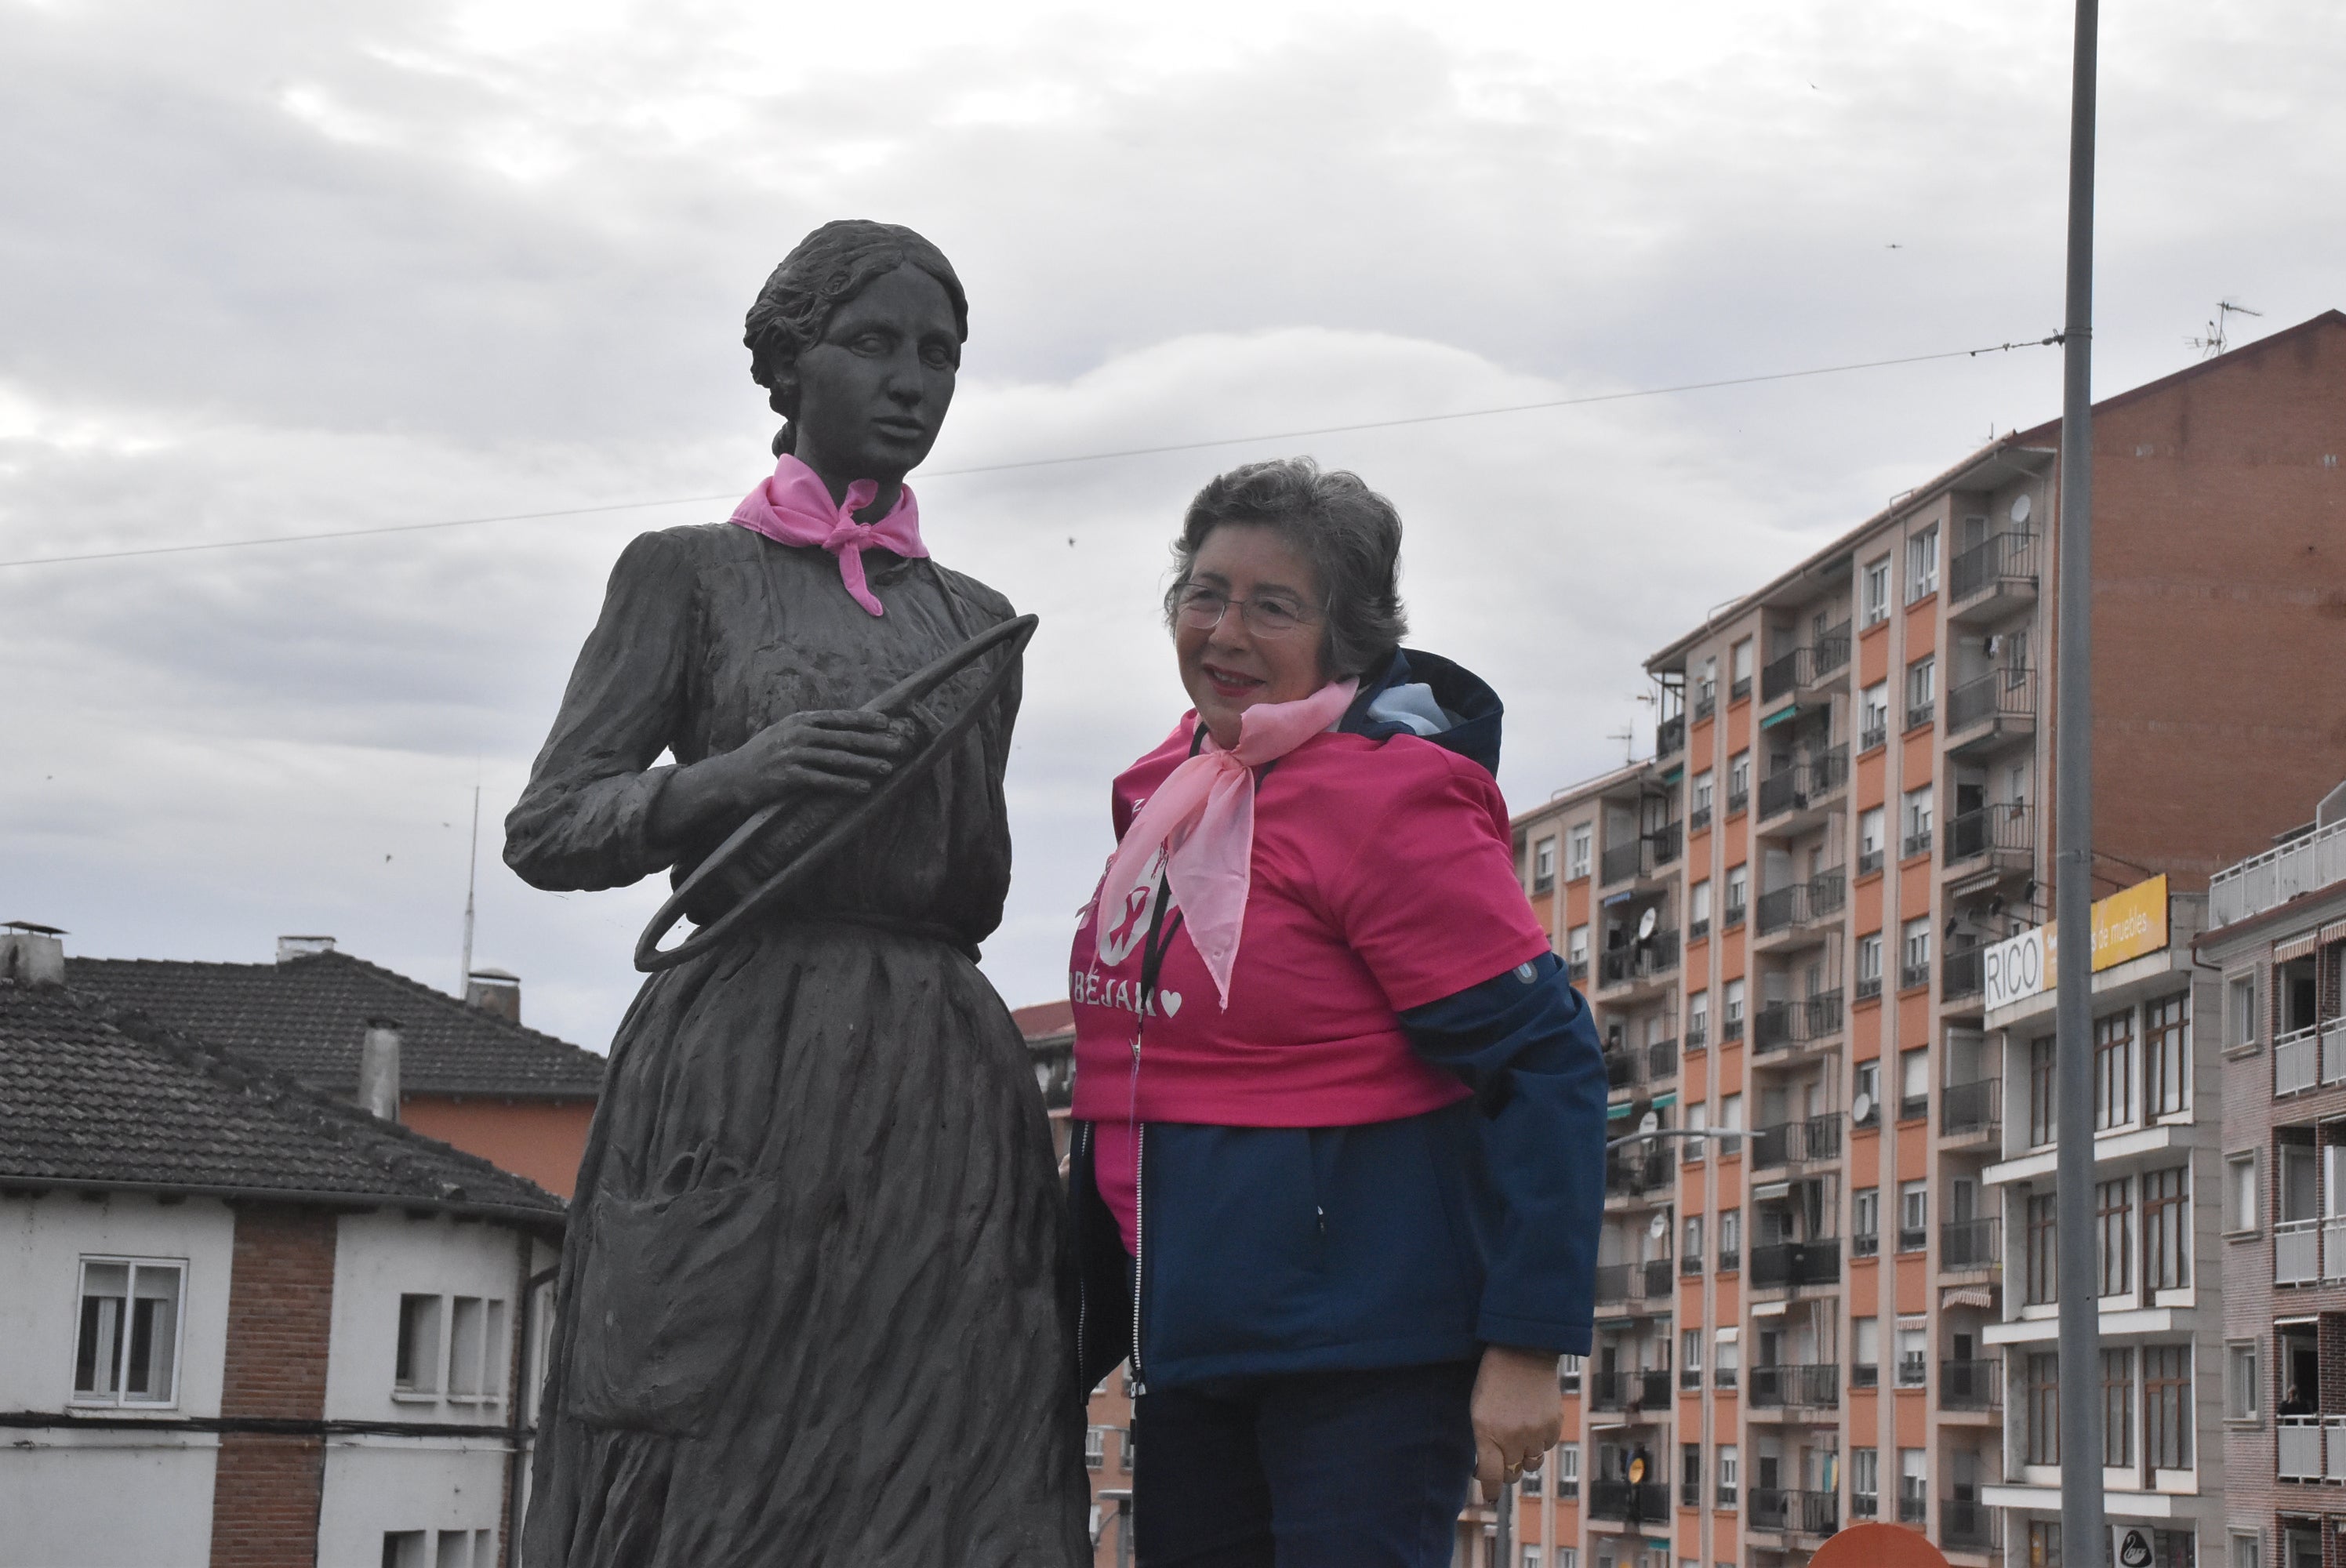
[507, 220, 1088, 1566]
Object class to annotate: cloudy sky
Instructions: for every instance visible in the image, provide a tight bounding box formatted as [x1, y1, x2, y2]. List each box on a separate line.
[5, 0, 2341, 1052]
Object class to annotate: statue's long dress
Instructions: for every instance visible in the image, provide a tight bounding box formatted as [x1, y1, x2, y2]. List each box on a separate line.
[507, 523, 1088, 1568]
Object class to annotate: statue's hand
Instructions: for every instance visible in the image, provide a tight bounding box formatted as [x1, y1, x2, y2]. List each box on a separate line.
[710, 709, 913, 814]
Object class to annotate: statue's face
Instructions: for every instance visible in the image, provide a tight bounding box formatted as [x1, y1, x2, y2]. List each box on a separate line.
[790, 265, 961, 486]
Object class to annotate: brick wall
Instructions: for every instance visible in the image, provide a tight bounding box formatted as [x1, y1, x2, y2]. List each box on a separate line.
[209, 1203, 338, 1568]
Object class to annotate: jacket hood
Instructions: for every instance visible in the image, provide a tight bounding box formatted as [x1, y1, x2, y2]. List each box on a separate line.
[1337, 648, 1505, 776]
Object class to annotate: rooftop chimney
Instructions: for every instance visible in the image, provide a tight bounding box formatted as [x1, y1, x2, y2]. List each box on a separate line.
[1, 922, 67, 988]
[358, 1017, 401, 1121]
[278, 935, 336, 964]
[464, 967, 521, 1024]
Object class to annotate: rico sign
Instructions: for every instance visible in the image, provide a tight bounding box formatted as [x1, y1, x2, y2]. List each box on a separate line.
[1982, 875, 2170, 1011]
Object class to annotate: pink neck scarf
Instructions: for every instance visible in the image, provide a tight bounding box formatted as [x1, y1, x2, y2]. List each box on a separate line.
[1095, 679, 1360, 1009]
[729, 452, 928, 616]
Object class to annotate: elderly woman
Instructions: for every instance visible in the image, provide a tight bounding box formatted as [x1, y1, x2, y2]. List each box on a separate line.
[507, 221, 1087, 1566]
[1066, 459, 1607, 1566]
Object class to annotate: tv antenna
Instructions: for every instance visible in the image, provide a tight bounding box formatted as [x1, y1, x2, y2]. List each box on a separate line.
[1606, 726, 1636, 764]
[2187, 299, 2262, 358]
[459, 783, 480, 995]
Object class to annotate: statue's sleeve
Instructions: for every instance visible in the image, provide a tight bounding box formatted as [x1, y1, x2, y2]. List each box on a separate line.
[503, 530, 699, 891]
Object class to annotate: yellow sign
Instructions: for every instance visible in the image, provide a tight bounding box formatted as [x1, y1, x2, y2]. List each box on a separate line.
[1983, 875, 2171, 1009]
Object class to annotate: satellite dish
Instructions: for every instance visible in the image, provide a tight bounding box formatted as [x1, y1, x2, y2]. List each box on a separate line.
[2010, 493, 2032, 525]
[1650, 1213, 1670, 1240]
[1852, 1091, 1875, 1124]
[1637, 907, 1658, 941]
[1639, 1111, 1661, 1135]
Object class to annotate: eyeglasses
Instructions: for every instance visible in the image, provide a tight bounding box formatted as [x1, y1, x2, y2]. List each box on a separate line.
[1174, 583, 1317, 639]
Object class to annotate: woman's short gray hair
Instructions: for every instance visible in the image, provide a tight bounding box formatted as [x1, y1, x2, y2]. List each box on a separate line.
[1165, 458, 1408, 681]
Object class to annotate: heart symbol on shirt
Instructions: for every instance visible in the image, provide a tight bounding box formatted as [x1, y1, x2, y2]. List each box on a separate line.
[1158, 991, 1183, 1017]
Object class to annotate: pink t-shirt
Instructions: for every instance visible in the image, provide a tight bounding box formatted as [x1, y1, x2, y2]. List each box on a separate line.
[1070, 716, 1551, 1249]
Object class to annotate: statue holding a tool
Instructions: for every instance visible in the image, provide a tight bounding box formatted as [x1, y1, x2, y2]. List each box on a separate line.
[506, 220, 1087, 1566]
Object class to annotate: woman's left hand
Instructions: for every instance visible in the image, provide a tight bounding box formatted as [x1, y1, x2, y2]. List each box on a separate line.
[1471, 1344, 1563, 1504]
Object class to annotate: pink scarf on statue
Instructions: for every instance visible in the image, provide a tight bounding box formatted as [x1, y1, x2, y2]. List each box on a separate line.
[1095, 678, 1359, 1008]
[728, 452, 928, 616]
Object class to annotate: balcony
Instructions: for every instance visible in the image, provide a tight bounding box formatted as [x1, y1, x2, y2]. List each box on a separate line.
[1593, 1263, 1632, 1306]
[1752, 993, 1846, 1060]
[1941, 1077, 2001, 1143]
[1598, 931, 1682, 995]
[1753, 1112, 1844, 1171]
[1657, 713, 1686, 759]
[2276, 1217, 2322, 1286]
[1589, 1480, 1672, 1525]
[1749, 1363, 1840, 1410]
[2279, 1416, 2346, 1483]
[1648, 820, 1683, 869]
[1945, 802, 2034, 878]
[1605, 1147, 1674, 1203]
[2211, 814, 2346, 927]
[1946, 670, 2038, 757]
[1750, 1238, 1842, 1290]
[1642, 1260, 1676, 1302]
[1647, 1037, 1680, 1083]
[2272, 1022, 2346, 1096]
[1604, 1046, 1643, 1093]
[1754, 870, 1849, 944]
[1948, 528, 2039, 618]
[1760, 626, 1853, 705]
[1600, 840, 1643, 887]
[1941, 1215, 2001, 1272]
[1756, 746, 1850, 827]
[1941, 1357, 2003, 1412]
[1749, 1488, 1839, 1537]
[1942, 945, 1986, 1006]
[1942, 1497, 1998, 1549]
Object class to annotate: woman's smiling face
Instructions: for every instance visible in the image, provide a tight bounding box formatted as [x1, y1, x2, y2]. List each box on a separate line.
[1175, 523, 1329, 748]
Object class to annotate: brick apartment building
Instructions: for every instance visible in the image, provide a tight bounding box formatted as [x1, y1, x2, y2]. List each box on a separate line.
[2203, 781, 2346, 1568]
[1497, 310, 2346, 1568]
[0, 928, 565, 1568]
[67, 937, 605, 1197]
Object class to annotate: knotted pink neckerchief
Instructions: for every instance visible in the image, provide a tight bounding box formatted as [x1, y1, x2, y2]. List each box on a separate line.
[729, 452, 928, 616]
[1095, 679, 1360, 1009]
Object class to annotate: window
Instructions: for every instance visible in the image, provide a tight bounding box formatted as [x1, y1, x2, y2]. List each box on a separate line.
[1533, 837, 1557, 893]
[2145, 996, 2188, 1117]
[1850, 934, 1884, 1004]
[1901, 785, 1934, 858]
[1854, 1059, 1881, 1124]
[1683, 1214, 1705, 1270]
[2026, 1192, 2058, 1305]
[1084, 1425, 1106, 1469]
[1727, 751, 1751, 814]
[2227, 973, 2258, 1048]
[1720, 1101, 1742, 1162]
[1861, 681, 1890, 749]
[1690, 879, 1712, 941]
[2144, 1344, 2192, 1470]
[73, 1258, 183, 1406]
[1853, 1316, 1881, 1385]
[1682, 1443, 1703, 1508]
[1523, 1550, 1542, 1568]
[1898, 1180, 1928, 1249]
[1730, 637, 1753, 700]
[2096, 1010, 2136, 1131]
[1858, 808, 1887, 877]
[2025, 1352, 2061, 1465]
[2143, 1167, 2188, 1290]
[1567, 822, 1592, 880]
[1688, 990, 1711, 1049]
[1905, 654, 1937, 728]
[382, 1534, 427, 1568]
[1907, 522, 1940, 601]
[1850, 1446, 1879, 1515]
[1718, 1205, 1742, 1267]
[1899, 1048, 1929, 1120]
[396, 1294, 443, 1394]
[1896, 1324, 1927, 1386]
[1692, 771, 1715, 829]
[2226, 1338, 2260, 1421]
[1682, 1327, 1705, 1387]
[1863, 556, 1891, 624]
[2097, 1178, 2134, 1297]
[2229, 1530, 2260, 1568]
[1685, 1108, 1709, 1167]
[1724, 865, 1749, 927]
[1723, 978, 1745, 1040]
[1558, 1353, 1582, 1394]
[1557, 1442, 1580, 1499]
[1716, 1443, 1738, 1507]
[2227, 1152, 2259, 1234]
[1901, 918, 1931, 989]
[396, 1294, 507, 1403]
[1854, 1189, 1881, 1257]
[1122, 1426, 1136, 1472]
[2101, 1347, 2136, 1465]
[1898, 1449, 1927, 1523]
[2029, 1036, 2057, 1147]
[1567, 925, 1590, 976]
[2029, 1523, 2064, 1568]
[1696, 656, 1718, 717]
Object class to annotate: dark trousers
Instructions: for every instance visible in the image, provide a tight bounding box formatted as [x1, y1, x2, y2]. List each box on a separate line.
[1131, 1359, 1479, 1567]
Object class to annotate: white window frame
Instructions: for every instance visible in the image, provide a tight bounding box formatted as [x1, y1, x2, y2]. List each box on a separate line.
[1862, 556, 1891, 624]
[1567, 822, 1592, 880]
[71, 1255, 187, 1409]
[2228, 973, 2259, 1049]
[2226, 1151, 2260, 1236]
[2225, 1338, 2260, 1421]
[1861, 681, 1890, 744]
[1533, 837, 1557, 891]
[1906, 522, 1940, 601]
[394, 1292, 509, 1407]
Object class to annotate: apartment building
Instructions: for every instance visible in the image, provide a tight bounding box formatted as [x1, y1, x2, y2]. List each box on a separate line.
[1507, 308, 2346, 1568]
[2202, 783, 2346, 1568]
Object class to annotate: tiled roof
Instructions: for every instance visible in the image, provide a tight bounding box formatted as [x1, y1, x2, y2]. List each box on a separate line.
[1011, 1000, 1073, 1043]
[65, 951, 605, 1099]
[0, 981, 565, 1224]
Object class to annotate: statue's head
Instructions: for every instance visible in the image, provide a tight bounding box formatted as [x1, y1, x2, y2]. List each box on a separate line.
[745, 221, 969, 485]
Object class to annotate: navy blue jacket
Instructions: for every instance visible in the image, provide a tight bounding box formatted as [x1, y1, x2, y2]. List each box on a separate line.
[1071, 650, 1608, 1394]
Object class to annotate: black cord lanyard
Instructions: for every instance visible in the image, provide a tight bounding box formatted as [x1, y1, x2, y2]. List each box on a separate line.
[1131, 724, 1208, 1027]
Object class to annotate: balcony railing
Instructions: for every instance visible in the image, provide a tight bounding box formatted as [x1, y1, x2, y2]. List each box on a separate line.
[1657, 713, 1686, 758]
[1755, 870, 1848, 938]
[2277, 1415, 2346, 1483]
[1726, 786, 1749, 817]
[1753, 992, 1846, 1058]
[1951, 528, 2038, 603]
[1749, 1488, 1839, 1536]
[1852, 1231, 1879, 1258]
[1749, 1363, 1840, 1410]
[1898, 1492, 1927, 1526]
[1647, 1037, 1680, 1082]
[1589, 1479, 1672, 1523]
[1600, 840, 1643, 886]
[1850, 1490, 1878, 1519]
[1941, 1077, 2001, 1138]
[1753, 1112, 1844, 1169]
[1947, 669, 2037, 739]
[1907, 699, 1936, 731]
[1854, 973, 1883, 1001]
[1851, 1360, 1879, 1388]
[1941, 1497, 1996, 1548]
[1757, 746, 1850, 821]
[1899, 960, 1931, 993]
[1690, 804, 1712, 834]
[1750, 1238, 1842, 1289]
[2271, 1022, 2346, 1096]
[2278, 1218, 2323, 1285]
[1943, 944, 1985, 1002]
[2212, 815, 2346, 928]
[1605, 1148, 1674, 1200]
[1901, 826, 1934, 860]
[1599, 931, 1682, 989]
[1603, 1047, 1640, 1091]
[1858, 847, 1884, 878]
[1945, 802, 2033, 869]
[1759, 628, 1854, 703]
[1941, 1215, 2002, 1271]
[1642, 1261, 1676, 1302]
[1859, 720, 1887, 753]
[1694, 690, 1716, 722]
[1941, 1357, 2003, 1411]
[1592, 1263, 1631, 1305]
[1648, 820, 1683, 867]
